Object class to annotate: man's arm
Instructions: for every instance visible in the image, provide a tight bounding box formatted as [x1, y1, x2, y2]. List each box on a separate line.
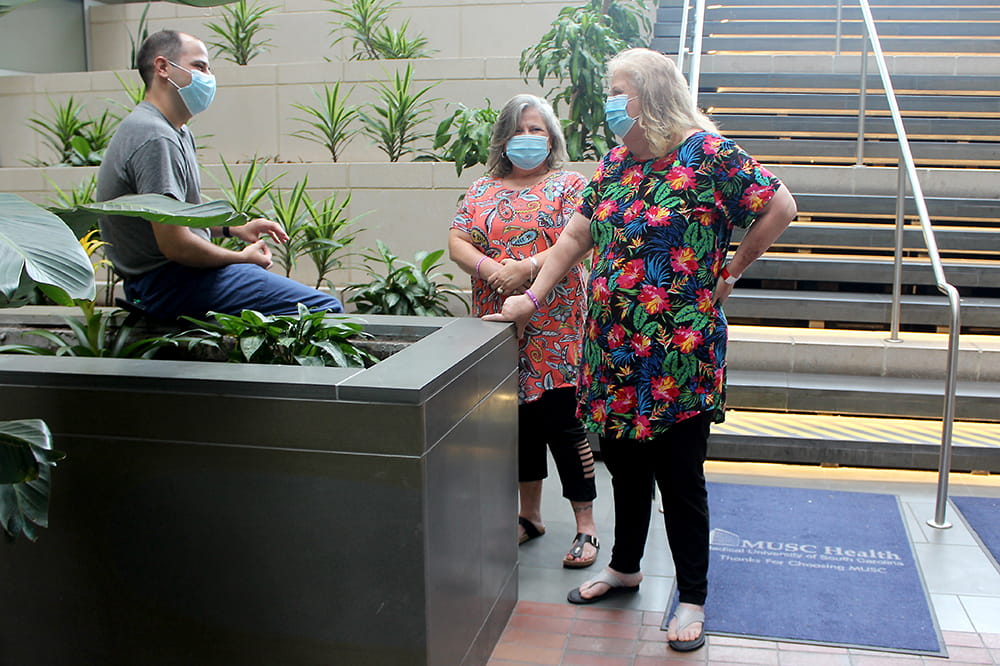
[151, 222, 274, 269]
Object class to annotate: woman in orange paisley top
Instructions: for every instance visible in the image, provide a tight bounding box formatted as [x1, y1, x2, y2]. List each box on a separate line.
[450, 94, 600, 569]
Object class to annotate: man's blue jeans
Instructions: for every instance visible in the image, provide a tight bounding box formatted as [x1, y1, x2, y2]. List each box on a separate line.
[124, 262, 343, 321]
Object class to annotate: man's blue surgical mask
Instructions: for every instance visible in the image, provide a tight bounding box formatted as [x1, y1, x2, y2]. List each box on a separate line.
[168, 60, 216, 116]
[505, 135, 550, 170]
[605, 94, 638, 138]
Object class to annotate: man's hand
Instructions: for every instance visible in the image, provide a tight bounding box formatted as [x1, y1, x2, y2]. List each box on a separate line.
[231, 217, 289, 245]
[239, 239, 273, 269]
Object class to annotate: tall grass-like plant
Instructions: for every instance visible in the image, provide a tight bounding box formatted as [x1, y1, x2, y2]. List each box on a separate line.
[267, 177, 311, 278]
[26, 97, 91, 166]
[301, 191, 364, 289]
[112, 72, 146, 112]
[520, 0, 651, 160]
[327, 0, 432, 60]
[290, 82, 359, 162]
[205, 0, 277, 65]
[215, 156, 283, 218]
[47, 174, 98, 210]
[128, 2, 152, 70]
[26, 98, 120, 167]
[360, 65, 438, 162]
[346, 241, 469, 316]
[70, 108, 119, 166]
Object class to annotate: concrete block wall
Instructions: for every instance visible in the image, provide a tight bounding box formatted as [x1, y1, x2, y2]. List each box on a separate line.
[0, 56, 549, 167]
[86, 0, 573, 70]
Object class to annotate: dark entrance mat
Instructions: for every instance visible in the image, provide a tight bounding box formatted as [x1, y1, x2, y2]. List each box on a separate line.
[952, 496, 1000, 573]
[662, 482, 945, 656]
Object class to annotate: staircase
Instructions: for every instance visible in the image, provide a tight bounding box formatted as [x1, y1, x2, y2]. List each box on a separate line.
[654, 0, 1000, 471]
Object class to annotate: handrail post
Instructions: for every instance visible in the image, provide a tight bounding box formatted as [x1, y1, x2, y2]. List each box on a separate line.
[928, 287, 961, 530]
[835, 0, 844, 55]
[888, 158, 905, 342]
[689, 0, 707, 107]
[855, 17, 868, 165]
[677, 0, 692, 72]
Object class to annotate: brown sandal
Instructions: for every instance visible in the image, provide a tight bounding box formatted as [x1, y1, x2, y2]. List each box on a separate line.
[563, 533, 599, 568]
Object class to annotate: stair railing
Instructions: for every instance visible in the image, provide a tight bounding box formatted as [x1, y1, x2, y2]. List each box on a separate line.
[676, 0, 962, 528]
[851, 0, 961, 529]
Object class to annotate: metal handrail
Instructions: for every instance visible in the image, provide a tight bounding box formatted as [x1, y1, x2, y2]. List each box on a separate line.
[852, 0, 961, 529]
[676, 0, 962, 528]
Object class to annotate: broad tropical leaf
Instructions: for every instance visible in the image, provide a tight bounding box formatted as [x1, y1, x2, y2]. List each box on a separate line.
[0, 419, 64, 542]
[0, 193, 95, 304]
[53, 194, 249, 230]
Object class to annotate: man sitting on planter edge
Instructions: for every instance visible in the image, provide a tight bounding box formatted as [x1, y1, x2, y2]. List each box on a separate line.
[97, 29, 343, 321]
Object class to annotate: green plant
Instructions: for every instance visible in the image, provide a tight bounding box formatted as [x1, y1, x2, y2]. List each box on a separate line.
[70, 108, 119, 166]
[216, 156, 282, 218]
[0, 301, 174, 359]
[26, 97, 90, 166]
[0, 419, 65, 542]
[47, 174, 98, 210]
[419, 101, 499, 176]
[112, 72, 146, 112]
[360, 64, 438, 162]
[205, 0, 277, 65]
[346, 241, 469, 316]
[327, 0, 432, 60]
[291, 82, 359, 162]
[0, 193, 95, 541]
[520, 0, 651, 160]
[25, 98, 120, 167]
[301, 190, 364, 289]
[170, 303, 377, 367]
[128, 2, 152, 70]
[267, 177, 311, 278]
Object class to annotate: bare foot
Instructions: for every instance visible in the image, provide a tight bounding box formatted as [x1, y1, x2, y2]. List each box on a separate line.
[666, 602, 704, 642]
[578, 567, 642, 600]
[564, 538, 599, 565]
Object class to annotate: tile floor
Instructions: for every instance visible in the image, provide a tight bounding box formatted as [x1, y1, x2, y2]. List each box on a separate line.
[489, 460, 1000, 665]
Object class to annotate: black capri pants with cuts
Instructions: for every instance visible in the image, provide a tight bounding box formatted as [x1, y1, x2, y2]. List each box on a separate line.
[518, 386, 597, 502]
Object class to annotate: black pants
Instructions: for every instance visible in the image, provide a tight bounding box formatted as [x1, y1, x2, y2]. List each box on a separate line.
[518, 387, 597, 502]
[600, 411, 711, 606]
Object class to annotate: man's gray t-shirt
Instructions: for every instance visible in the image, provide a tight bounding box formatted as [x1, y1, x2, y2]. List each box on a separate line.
[97, 100, 209, 278]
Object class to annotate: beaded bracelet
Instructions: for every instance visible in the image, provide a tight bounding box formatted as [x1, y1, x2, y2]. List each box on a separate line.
[524, 288, 541, 310]
[475, 256, 487, 278]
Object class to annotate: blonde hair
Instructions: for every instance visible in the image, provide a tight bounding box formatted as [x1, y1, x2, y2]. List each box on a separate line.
[486, 94, 567, 178]
[607, 48, 717, 157]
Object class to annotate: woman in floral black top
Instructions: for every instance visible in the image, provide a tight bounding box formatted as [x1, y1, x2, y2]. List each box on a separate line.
[485, 49, 797, 652]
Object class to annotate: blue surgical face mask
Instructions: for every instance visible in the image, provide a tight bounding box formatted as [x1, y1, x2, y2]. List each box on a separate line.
[168, 60, 216, 116]
[505, 134, 550, 170]
[605, 94, 638, 138]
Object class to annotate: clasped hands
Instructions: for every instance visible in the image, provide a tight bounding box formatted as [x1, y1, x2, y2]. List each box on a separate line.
[229, 218, 289, 270]
[487, 257, 533, 296]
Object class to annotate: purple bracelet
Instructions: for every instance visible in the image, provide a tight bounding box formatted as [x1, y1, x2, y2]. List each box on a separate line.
[475, 256, 487, 278]
[524, 288, 541, 310]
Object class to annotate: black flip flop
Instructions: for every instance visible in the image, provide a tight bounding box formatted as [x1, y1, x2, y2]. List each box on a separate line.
[518, 516, 545, 545]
